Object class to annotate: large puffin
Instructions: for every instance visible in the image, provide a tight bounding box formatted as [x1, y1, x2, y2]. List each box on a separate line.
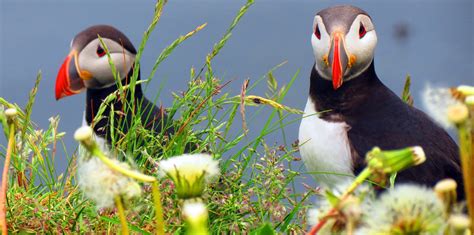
[55, 25, 173, 146]
[298, 6, 464, 197]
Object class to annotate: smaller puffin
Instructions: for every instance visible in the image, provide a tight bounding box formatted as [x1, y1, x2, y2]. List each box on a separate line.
[299, 6, 464, 197]
[55, 25, 173, 147]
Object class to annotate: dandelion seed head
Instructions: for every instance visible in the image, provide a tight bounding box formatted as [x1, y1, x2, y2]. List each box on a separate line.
[359, 184, 446, 235]
[158, 154, 219, 182]
[422, 85, 461, 129]
[77, 157, 142, 209]
[158, 154, 219, 198]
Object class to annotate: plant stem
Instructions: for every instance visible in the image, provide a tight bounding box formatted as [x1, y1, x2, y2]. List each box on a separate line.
[307, 168, 372, 235]
[152, 181, 165, 235]
[91, 148, 157, 183]
[457, 121, 473, 231]
[115, 196, 129, 235]
[0, 123, 15, 234]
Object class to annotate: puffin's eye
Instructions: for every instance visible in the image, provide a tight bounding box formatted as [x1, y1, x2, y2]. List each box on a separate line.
[96, 45, 106, 57]
[359, 23, 367, 38]
[315, 24, 321, 40]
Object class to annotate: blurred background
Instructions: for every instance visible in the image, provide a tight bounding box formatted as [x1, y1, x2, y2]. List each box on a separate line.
[1, 0, 473, 181]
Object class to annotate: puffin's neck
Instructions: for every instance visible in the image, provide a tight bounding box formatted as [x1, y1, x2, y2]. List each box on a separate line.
[85, 69, 143, 126]
[309, 61, 382, 115]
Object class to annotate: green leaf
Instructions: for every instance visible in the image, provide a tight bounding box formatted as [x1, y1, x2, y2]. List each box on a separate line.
[325, 190, 340, 207]
[250, 223, 276, 235]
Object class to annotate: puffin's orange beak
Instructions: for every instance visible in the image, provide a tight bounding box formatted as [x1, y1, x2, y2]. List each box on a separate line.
[329, 32, 349, 90]
[55, 50, 91, 100]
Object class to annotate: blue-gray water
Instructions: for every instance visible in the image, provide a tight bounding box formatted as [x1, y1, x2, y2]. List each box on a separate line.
[1, 0, 473, 185]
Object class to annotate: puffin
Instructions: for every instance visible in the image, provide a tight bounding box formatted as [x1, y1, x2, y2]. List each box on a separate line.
[55, 25, 173, 148]
[298, 5, 464, 197]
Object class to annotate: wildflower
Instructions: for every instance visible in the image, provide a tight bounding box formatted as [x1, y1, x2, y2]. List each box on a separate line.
[446, 103, 469, 125]
[447, 214, 471, 235]
[422, 85, 463, 129]
[456, 85, 474, 96]
[434, 178, 457, 213]
[359, 184, 446, 235]
[182, 201, 209, 235]
[157, 154, 219, 199]
[465, 95, 474, 106]
[77, 157, 142, 209]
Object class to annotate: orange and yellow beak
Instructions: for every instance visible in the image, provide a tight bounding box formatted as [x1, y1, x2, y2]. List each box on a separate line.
[55, 50, 92, 100]
[328, 32, 350, 90]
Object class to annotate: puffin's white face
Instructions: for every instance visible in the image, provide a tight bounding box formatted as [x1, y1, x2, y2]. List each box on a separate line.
[311, 14, 377, 89]
[77, 38, 135, 89]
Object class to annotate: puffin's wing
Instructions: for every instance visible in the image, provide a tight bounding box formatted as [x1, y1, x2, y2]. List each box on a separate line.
[346, 89, 462, 188]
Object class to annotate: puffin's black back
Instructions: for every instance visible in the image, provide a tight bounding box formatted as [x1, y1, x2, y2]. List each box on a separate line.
[310, 62, 464, 198]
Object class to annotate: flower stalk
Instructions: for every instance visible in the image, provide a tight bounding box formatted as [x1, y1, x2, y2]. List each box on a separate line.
[0, 108, 17, 234]
[115, 196, 129, 235]
[152, 181, 165, 235]
[74, 126, 165, 235]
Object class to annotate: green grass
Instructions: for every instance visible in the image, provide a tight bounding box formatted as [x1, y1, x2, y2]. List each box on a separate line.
[0, 0, 316, 233]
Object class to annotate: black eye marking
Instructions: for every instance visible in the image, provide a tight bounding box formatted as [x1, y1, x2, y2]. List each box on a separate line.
[96, 45, 106, 57]
[315, 24, 321, 40]
[359, 22, 367, 38]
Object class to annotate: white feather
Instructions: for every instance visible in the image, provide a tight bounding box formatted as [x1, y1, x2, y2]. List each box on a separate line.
[298, 98, 354, 188]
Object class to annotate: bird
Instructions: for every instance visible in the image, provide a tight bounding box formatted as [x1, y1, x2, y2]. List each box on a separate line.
[298, 5, 464, 197]
[55, 25, 173, 150]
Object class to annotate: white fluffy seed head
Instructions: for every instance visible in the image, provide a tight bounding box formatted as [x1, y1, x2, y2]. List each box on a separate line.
[158, 153, 219, 183]
[359, 184, 446, 234]
[74, 126, 93, 142]
[158, 153, 219, 199]
[77, 157, 142, 209]
[422, 85, 462, 129]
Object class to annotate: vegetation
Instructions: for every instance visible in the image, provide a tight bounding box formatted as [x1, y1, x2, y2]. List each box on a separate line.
[1, 1, 473, 234]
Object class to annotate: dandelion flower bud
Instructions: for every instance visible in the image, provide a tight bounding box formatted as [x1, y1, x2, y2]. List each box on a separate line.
[183, 201, 209, 235]
[456, 85, 474, 96]
[447, 104, 469, 125]
[434, 178, 457, 213]
[4, 108, 17, 118]
[448, 214, 471, 235]
[158, 154, 219, 199]
[74, 126, 96, 151]
[366, 146, 425, 175]
[465, 95, 474, 106]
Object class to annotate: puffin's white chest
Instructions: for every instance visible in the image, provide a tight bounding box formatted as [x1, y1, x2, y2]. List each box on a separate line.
[298, 98, 354, 188]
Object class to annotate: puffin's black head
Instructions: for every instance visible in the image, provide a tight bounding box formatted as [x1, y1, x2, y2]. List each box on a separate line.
[55, 25, 137, 100]
[312, 5, 377, 90]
